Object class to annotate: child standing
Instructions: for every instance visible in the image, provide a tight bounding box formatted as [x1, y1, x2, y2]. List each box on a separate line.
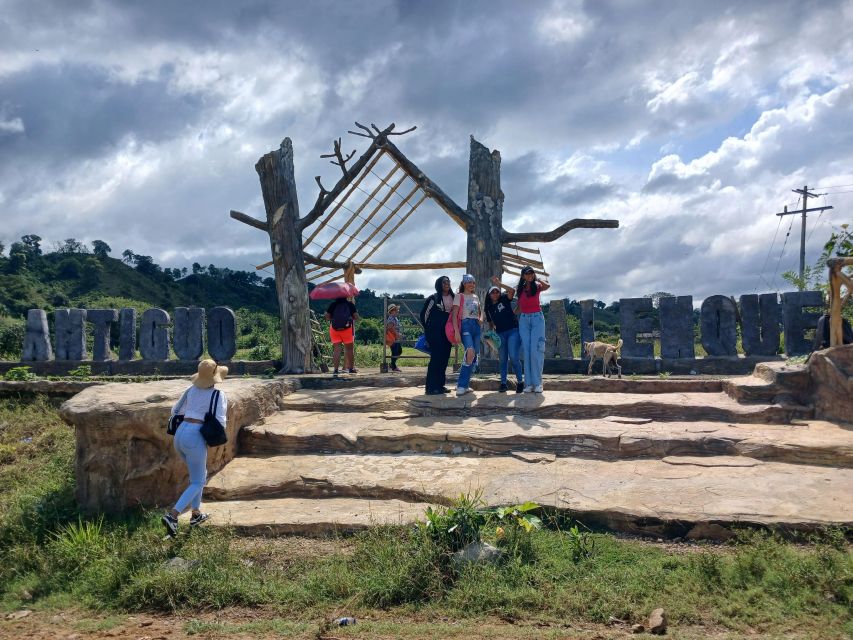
[386, 303, 403, 372]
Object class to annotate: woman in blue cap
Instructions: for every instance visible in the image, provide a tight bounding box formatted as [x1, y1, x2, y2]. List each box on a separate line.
[451, 273, 482, 396]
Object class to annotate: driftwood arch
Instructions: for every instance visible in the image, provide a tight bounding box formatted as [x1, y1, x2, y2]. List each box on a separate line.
[231, 123, 618, 373]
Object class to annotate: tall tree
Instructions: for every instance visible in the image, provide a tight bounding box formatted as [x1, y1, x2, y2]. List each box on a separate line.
[92, 240, 111, 258]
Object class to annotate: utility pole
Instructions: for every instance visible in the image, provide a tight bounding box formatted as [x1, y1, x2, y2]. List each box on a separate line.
[774, 185, 833, 290]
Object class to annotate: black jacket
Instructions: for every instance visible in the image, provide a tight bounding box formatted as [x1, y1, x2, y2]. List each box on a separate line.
[420, 277, 453, 329]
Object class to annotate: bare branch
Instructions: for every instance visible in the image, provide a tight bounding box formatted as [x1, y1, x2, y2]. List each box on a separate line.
[502, 218, 619, 244]
[371, 123, 383, 135]
[387, 125, 417, 136]
[230, 209, 268, 232]
[313, 176, 330, 211]
[348, 122, 374, 138]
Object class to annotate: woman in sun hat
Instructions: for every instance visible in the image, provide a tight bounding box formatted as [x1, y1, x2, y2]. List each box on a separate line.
[161, 358, 228, 537]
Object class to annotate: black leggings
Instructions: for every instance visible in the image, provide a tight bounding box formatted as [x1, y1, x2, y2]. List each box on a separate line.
[390, 343, 403, 367]
[425, 324, 452, 392]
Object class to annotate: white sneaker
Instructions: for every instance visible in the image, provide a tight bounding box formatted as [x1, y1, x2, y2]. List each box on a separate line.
[466, 387, 474, 394]
[524, 386, 534, 393]
[534, 384, 544, 393]
[456, 388, 467, 397]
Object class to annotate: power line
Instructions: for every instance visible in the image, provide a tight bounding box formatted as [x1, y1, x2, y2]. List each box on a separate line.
[812, 182, 853, 190]
[771, 214, 796, 292]
[772, 186, 834, 289]
[755, 213, 784, 292]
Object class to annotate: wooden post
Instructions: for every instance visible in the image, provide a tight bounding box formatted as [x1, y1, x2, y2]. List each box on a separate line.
[255, 139, 313, 373]
[465, 137, 505, 300]
[827, 257, 853, 346]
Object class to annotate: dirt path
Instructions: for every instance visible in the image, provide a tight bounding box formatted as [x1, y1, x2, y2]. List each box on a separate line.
[0, 607, 751, 640]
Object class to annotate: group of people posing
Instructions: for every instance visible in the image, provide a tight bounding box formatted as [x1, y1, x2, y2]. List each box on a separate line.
[420, 265, 549, 396]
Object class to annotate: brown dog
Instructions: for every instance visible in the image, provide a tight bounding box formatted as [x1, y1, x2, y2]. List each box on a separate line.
[583, 339, 623, 378]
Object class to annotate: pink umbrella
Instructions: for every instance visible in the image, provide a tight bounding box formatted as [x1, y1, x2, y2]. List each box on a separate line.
[309, 281, 360, 300]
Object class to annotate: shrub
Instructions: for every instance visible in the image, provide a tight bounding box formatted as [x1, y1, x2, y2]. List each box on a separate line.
[4, 366, 36, 381]
[0, 317, 24, 360]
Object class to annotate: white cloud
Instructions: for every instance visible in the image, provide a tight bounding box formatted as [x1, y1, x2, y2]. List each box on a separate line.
[0, 116, 24, 134]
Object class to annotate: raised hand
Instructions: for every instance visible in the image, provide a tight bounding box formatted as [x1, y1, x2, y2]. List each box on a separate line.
[490, 275, 501, 286]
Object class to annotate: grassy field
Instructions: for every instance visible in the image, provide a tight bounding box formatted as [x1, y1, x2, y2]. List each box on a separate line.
[0, 396, 850, 639]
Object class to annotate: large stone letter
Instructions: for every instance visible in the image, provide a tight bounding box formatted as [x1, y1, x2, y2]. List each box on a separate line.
[139, 308, 170, 361]
[22, 309, 53, 361]
[660, 296, 695, 359]
[620, 298, 654, 358]
[740, 293, 780, 356]
[54, 308, 87, 361]
[207, 306, 237, 361]
[781, 290, 823, 356]
[580, 300, 596, 349]
[700, 296, 737, 356]
[118, 308, 137, 360]
[545, 299, 573, 358]
[173, 307, 205, 361]
[86, 309, 118, 361]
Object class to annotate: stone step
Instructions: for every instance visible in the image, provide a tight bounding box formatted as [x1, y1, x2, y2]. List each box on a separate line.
[300, 374, 726, 394]
[204, 454, 853, 538]
[721, 376, 788, 402]
[238, 411, 853, 467]
[202, 496, 435, 536]
[278, 386, 812, 424]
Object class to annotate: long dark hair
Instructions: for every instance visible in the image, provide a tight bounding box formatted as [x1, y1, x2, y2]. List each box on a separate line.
[434, 275, 454, 302]
[517, 271, 538, 297]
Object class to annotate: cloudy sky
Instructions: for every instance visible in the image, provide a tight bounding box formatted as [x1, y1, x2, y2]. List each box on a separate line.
[1, 0, 852, 304]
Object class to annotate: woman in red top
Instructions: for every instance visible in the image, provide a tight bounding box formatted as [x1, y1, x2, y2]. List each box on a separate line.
[516, 265, 550, 393]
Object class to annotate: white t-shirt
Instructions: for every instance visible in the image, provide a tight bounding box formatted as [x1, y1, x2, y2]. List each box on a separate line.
[171, 385, 228, 425]
[453, 293, 481, 321]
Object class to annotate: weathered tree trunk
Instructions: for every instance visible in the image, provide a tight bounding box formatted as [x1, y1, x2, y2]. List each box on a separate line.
[255, 139, 312, 373]
[466, 137, 504, 301]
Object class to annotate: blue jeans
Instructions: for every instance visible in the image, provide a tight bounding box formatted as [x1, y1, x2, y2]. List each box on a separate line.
[456, 318, 481, 390]
[173, 422, 207, 513]
[519, 312, 545, 388]
[498, 327, 523, 384]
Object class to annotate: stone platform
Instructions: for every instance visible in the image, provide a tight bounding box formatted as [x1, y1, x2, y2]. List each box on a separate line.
[60, 346, 853, 539]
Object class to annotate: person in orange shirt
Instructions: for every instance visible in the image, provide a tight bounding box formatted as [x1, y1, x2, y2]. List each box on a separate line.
[325, 296, 360, 376]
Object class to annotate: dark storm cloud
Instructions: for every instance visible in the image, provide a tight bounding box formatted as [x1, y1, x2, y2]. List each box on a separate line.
[1, 0, 851, 303]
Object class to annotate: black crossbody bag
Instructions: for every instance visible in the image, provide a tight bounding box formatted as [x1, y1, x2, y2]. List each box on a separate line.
[199, 389, 227, 447]
[167, 388, 189, 436]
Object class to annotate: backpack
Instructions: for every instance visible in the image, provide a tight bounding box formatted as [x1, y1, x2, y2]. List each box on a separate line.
[331, 301, 353, 330]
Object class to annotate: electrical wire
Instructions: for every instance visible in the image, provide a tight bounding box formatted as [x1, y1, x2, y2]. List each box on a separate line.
[812, 182, 853, 190]
[755, 213, 784, 292]
[771, 214, 796, 292]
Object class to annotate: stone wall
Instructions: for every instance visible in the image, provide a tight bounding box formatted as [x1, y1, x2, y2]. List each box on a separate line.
[60, 377, 300, 513]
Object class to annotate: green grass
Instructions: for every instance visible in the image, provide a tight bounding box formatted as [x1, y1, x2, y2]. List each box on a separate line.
[0, 397, 850, 638]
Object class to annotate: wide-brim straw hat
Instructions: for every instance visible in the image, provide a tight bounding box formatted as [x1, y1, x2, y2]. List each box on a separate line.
[387, 303, 400, 313]
[191, 358, 228, 388]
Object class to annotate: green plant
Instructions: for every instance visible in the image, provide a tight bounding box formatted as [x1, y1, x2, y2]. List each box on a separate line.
[262, 367, 277, 379]
[489, 502, 542, 563]
[658, 370, 672, 379]
[565, 523, 595, 562]
[68, 364, 92, 380]
[47, 516, 107, 577]
[421, 492, 489, 552]
[3, 366, 36, 381]
[247, 344, 273, 360]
